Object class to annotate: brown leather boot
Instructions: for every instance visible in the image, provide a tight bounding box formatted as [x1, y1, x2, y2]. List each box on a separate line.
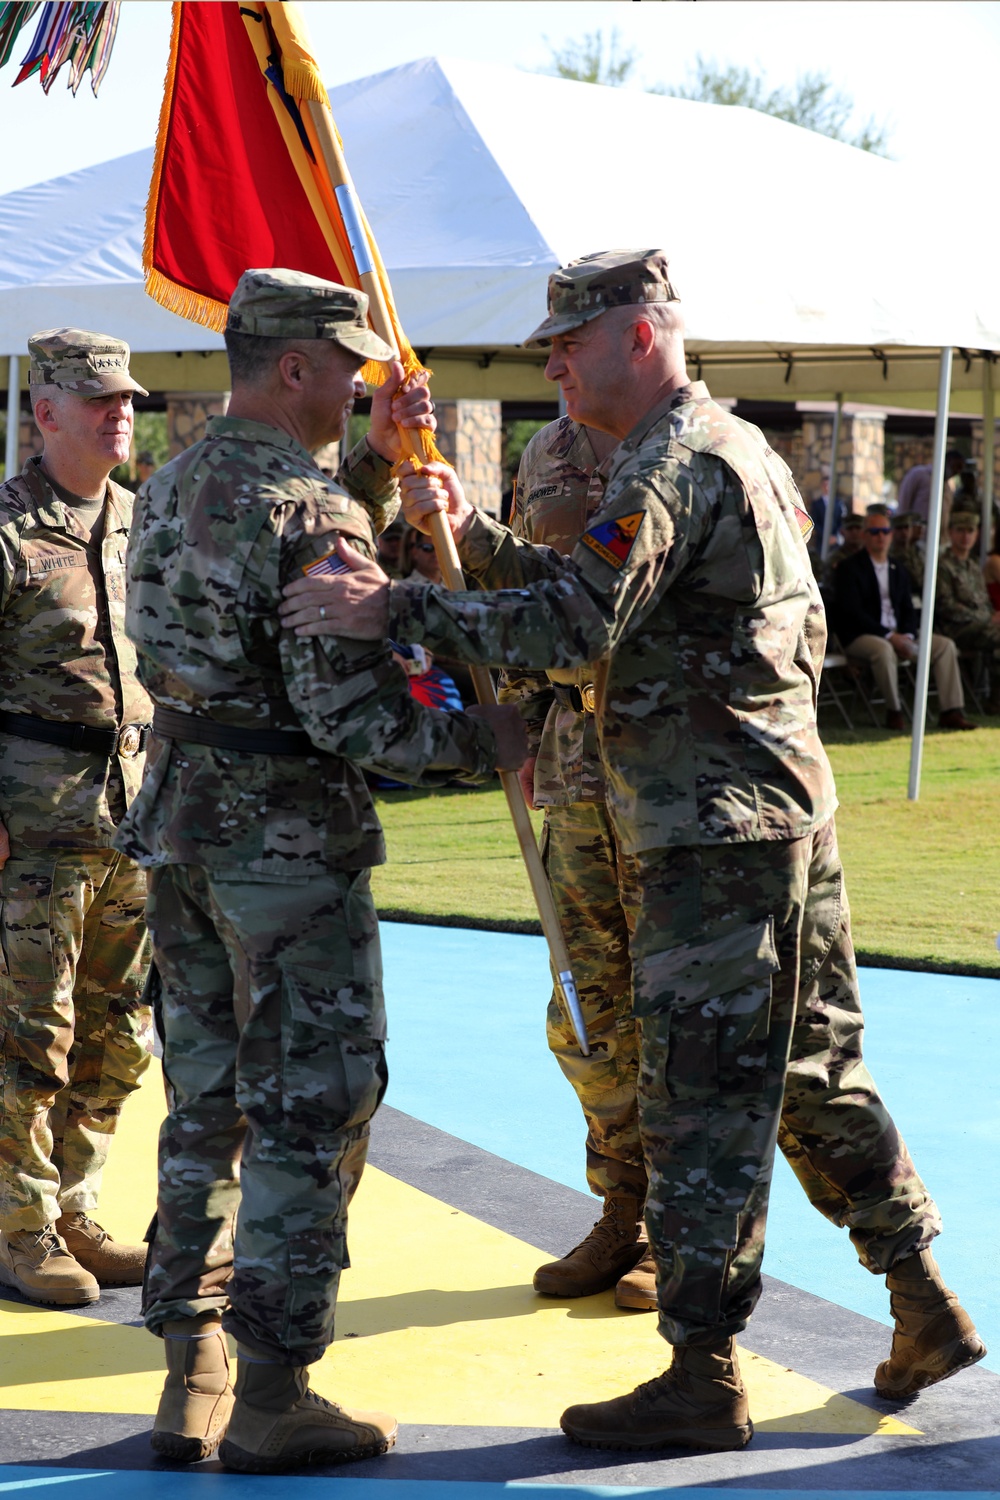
[561, 1338, 753, 1451]
[151, 1317, 235, 1462]
[55, 1213, 146, 1286]
[615, 1237, 656, 1311]
[533, 1195, 645, 1297]
[874, 1249, 986, 1398]
[218, 1348, 397, 1473]
[0, 1225, 99, 1306]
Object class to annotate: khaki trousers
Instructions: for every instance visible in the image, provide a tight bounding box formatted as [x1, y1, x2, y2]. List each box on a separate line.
[845, 632, 963, 713]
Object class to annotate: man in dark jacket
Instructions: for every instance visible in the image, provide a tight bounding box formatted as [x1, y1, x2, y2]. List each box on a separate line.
[834, 504, 974, 731]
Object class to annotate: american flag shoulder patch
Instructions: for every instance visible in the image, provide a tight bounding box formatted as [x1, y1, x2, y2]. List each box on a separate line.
[302, 547, 351, 578]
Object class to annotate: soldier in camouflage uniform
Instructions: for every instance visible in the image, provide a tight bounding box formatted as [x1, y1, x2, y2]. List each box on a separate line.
[820, 511, 864, 588]
[0, 330, 154, 1310]
[285, 251, 985, 1454]
[114, 269, 524, 1472]
[889, 511, 925, 594]
[934, 512, 1000, 711]
[502, 419, 654, 1308]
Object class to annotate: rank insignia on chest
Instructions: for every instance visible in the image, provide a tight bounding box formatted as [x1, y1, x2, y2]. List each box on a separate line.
[302, 548, 351, 578]
[581, 511, 644, 569]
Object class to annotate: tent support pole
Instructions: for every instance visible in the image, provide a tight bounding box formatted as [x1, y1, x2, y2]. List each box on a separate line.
[820, 395, 843, 559]
[981, 356, 994, 567]
[4, 356, 18, 481]
[908, 346, 953, 801]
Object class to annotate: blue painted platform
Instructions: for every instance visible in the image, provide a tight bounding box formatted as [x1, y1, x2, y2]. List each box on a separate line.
[1, 922, 998, 1492]
[380, 923, 1000, 1366]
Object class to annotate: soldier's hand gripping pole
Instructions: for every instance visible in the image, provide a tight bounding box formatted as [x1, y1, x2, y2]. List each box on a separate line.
[304, 98, 588, 1056]
[420, 506, 590, 1059]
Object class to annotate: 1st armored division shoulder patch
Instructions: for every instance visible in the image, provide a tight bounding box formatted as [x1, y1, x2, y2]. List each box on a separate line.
[580, 511, 644, 569]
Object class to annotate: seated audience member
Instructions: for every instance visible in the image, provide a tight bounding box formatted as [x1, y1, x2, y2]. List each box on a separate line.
[822, 512, 865, 587]
[402, 524, 443, 583]
[834, 505, 975, 732]
[983, 519, 1000, 611]
[891, 511, 925, 601]
[376, 517, 406, 578]
[935, 513, 1000, 714]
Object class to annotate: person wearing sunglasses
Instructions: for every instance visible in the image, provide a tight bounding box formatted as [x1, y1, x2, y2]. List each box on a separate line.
[833, 504, 975, 731]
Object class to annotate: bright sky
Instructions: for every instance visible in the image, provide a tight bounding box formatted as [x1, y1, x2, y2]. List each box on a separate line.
[0, 1, 997, 199]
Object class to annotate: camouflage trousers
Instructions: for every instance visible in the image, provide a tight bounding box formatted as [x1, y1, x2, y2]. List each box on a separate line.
[632, 817, 941, 1348]
[143, 864, 387, 1366]
[0, 848, 152, 1231]
[542, 801, 645, 1202]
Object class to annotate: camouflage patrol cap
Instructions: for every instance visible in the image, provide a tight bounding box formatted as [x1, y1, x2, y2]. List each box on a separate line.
[28, 328, 148, 396]
[842, 514, 865, 530]
[948, 510, 980, 530]
[891, 511, 914, 528]
[523, 249, 679, 349]
[227, 268, 394, 360]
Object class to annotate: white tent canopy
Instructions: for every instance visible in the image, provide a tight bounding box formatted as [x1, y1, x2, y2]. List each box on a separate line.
[1, 56, 999, 388]
[2, 57, 995, 799]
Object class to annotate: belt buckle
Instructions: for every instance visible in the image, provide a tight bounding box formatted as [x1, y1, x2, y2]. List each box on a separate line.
[117, 724, 142, 758]
[579, 684, 596, 713]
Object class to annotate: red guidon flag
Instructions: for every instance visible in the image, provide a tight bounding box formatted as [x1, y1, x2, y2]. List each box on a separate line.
[145, 0, 440, 431]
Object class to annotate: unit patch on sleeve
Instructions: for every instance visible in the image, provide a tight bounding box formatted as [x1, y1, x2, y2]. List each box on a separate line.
[580, 511, 644, 569]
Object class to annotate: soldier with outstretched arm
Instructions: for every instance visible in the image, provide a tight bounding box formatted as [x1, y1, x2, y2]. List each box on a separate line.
[115, 269, 526, 1473]
[280, 250, 984, 1455]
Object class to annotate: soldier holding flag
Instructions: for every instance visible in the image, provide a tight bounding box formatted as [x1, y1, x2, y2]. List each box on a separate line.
[116, 268, 526, 1472]
[282, 249, 985, 1454]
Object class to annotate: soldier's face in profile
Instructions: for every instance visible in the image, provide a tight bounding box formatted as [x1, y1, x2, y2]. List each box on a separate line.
[544, 314, 629, 434]
[298, 342, 366, 446]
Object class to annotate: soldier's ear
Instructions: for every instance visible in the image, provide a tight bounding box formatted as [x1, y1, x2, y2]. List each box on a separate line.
[32, 396, 59, 434]
[276, 348, 309, 392]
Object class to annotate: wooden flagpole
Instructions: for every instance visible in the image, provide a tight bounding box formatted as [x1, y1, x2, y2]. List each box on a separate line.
[305, 99, 589, 1056]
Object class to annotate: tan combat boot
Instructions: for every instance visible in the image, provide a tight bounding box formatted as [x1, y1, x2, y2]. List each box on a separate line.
[151, 1317, 235, 1462]
[874, 1249, 986, 1398]
[533, 1195, 645, 1298]
[614, 1236, 657, 1311]
[218, 1349, 397, 1473]
[560, 1338, 753, 1452]
[0, 1225, 99, 1306]
[55, 1212, 146, 1286]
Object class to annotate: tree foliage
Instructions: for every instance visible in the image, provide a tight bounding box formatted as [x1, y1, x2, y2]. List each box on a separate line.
[539, 34, 891, 156]
[661, 56, 891, 155]
[543, 28, 637, 88]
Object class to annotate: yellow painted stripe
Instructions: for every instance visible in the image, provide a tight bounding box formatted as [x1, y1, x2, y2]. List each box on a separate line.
[0, 1060, 918, 1435]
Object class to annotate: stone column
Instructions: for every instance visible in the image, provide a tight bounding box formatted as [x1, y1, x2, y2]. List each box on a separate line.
[433, 399, 502, 516]
[795, 411, 884, 514]
[848, 412, 886, 511]
[166, 391, 229, 457]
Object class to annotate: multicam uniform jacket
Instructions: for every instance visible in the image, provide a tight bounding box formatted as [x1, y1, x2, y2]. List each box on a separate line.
[0, 458, 152, 848]
[115, 419, 496, 880]
[388, 382, 838, 854]
[934, 548, 994, 633]
[499, 418, 610, 805]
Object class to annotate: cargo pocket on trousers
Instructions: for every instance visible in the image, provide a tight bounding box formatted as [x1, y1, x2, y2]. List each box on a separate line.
[282, 1225, 346, 1352]
[280, 964, 388, 1133]
[635, 917, 780, 1104]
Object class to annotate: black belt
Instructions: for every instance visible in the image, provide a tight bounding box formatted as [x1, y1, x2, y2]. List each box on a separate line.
[551, 683, 596, 714]
[0, 710, 149, 758]
[152, 706, 315, 756]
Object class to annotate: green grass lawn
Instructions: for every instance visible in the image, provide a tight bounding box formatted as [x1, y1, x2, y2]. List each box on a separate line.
[370, 721, 1000, 974]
